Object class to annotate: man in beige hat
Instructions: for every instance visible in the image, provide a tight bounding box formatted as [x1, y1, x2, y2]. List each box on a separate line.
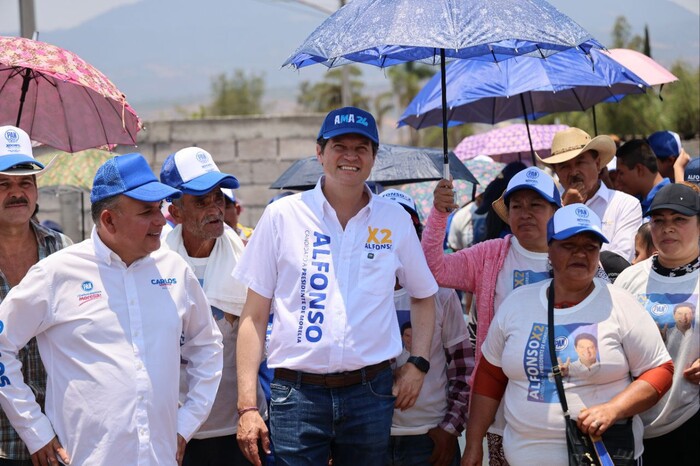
[538, 127, 642, 263]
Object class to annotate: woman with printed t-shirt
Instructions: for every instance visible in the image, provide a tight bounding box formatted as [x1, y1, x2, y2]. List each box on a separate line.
[422, 166, 561, 464]
[615, 183, 700, 466]
[462, 204, 673, 466]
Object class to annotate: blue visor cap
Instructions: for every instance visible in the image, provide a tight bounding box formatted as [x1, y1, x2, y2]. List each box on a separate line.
[91, 153, 182, 203]
[160, 149, 239, 196]
[547, 203, 609, 244]
[0, 154, 45, 172]
[318, 106, 379, 144]
[503, 167, 562, 207]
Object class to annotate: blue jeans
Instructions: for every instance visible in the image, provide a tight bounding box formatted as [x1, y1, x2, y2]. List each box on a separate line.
[386, 434, 461, 466]
[269, 366, 395, 466]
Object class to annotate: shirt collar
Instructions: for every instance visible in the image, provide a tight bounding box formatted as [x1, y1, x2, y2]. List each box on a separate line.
[311, 176, 375, 220]
[587, 181, 612, 205]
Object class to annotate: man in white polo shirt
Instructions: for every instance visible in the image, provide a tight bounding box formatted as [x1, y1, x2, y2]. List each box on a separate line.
[160, 147, 266, 466]
[234, 107, 438, 466]
[538, 127, 642, 263]
[0, 153, 223, 466]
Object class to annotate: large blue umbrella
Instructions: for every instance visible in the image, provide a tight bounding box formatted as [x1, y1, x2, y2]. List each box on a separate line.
[399, 48, 648, 127]
[283, 0, 603, 176]
[398, 48, 650, 161]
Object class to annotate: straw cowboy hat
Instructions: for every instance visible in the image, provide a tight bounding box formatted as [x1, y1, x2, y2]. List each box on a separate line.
[537, 127, 616, 167]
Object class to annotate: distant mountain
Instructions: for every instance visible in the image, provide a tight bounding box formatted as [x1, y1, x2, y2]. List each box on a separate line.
[3, 0, 697, 118]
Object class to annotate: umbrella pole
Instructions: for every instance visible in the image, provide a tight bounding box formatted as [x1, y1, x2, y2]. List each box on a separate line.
[16, 68, 32, 127]
[592, 105, 599, 136]
[440, 48, 450, 180]
[519, 94, 536, 166]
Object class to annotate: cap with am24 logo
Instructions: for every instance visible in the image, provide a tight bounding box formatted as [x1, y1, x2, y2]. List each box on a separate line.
[318, 106, 379, 144]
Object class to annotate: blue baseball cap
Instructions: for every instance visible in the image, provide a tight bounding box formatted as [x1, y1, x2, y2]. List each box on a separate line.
[91, 153, 182, 203]
[547, 203, 609, 244]
[648, 131, 681, 158]
[492, 167, 561, 223]
[318, 106, 379, 144]
[160, 147, 239, 196]
[0, 125, 45, 175]
[684, 157, 699, 185]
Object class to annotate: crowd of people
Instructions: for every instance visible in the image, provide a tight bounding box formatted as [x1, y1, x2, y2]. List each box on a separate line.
[0, 105, 697, 466]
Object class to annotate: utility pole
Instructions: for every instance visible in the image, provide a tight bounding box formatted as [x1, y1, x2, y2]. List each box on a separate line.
[19, 0, 37, 39]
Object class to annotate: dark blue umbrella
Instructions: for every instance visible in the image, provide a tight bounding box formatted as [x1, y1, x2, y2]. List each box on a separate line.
[283, 0, 603, 176]
[398, 48, 650, 161]
[270, 144, 478, 191]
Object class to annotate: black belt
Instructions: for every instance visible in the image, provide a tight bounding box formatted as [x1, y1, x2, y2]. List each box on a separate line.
[274, 360, 391, 388]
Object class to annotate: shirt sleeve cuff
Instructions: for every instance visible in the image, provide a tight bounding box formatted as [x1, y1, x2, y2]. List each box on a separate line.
[23, 416, 57, 455]
[177, 407, 202, 442]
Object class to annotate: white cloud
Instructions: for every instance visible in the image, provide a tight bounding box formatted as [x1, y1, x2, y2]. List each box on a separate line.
[668, 0, 700, 15]
[0, 0, 140, 34]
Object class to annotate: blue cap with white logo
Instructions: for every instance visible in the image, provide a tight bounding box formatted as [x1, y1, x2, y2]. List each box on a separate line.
[160, 147, 239, 196]
[547, 203, 608, 244]
[318, 106, 379, 144]
[684, 157, 699, 186]
[91, 153, 182, 203]
[0, 125, 45, 175]
[492, 167, 561, 223]
[648, 130, 681, 158]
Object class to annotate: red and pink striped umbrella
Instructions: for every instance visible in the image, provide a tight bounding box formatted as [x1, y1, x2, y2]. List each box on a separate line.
[0, 36, 141, 152]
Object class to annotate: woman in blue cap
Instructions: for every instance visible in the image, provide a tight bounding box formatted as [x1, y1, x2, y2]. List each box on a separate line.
[462, 204, 673, 466]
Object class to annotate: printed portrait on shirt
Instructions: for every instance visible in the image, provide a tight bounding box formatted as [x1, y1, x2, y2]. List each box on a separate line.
[522, 322, 600, 404]
[635, 293, 698, 359]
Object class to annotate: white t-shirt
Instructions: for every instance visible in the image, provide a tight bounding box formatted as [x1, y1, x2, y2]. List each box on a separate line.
[178, 255, 266, 439]
[391, 287, 468, 435]
[494, 236, 550, 312]
[233, 179, 439, 372]
[482, 279, 670, 465]
[615, 259, 700, 438]
[490, 236, 549, 435]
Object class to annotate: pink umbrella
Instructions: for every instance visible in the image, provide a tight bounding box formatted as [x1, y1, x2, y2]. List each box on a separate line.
[605, 48, 678, 88]
[0, 36, 141, 152]
[454, 123, 569, 165]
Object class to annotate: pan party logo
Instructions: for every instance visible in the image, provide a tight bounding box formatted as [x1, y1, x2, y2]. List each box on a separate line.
[4, 129, 19, 143]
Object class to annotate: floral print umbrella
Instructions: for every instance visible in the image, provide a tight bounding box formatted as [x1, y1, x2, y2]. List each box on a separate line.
[0, 36, 141, 152]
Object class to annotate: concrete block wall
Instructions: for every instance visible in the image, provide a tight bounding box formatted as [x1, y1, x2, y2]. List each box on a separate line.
[36, 114, 325, 241]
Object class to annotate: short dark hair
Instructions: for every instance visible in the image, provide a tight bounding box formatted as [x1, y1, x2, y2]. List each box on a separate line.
[317, 136, 379, 156]
[636, 222, 653, 252]
[616, 139, 658, 174]
[400, 321, 412, 336]
[674, 302, 696, 314]
[91, 195, 121, 225]
[575, 332, 597, 347]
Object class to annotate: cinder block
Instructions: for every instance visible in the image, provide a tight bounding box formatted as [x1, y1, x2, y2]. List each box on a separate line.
[237, 139, 278, 161]
[252, 160, 294, 185]
[279, 138, 315, 160]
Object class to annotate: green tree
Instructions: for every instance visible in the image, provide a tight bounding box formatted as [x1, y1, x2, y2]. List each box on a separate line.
[611, 16, 643, 51]
[663, 62, 700, 139]
[204, 70, 265, 116]
[386, 63, 435, 145]
[297, 65, 369, 113]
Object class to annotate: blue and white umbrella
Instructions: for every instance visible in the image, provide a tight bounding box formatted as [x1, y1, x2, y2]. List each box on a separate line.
[398, 47, 649, 161]
[283, 0, 604, 176]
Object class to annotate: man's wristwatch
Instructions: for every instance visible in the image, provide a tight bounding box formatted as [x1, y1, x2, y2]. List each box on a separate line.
[406, 356, 430, 373]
